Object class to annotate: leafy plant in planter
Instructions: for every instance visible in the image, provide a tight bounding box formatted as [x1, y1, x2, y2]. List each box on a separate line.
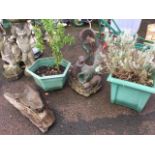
[33, 25, 45, 52]
[41, 19, 74, 70]
[26, 19, 74, 91]
[102, 31, 155, 111]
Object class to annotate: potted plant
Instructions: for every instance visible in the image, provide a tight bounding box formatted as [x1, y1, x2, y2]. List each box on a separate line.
[102, 32, 155, 112]
[26, 19, 74, 91]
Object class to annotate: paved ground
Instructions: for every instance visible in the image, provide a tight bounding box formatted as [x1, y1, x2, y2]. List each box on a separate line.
[1, 19, 155, 135]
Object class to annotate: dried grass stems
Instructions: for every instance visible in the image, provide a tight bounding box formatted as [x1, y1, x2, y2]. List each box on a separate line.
[102, 32, 155, 86]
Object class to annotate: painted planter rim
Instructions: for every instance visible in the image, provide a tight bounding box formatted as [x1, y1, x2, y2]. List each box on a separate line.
[107, 74, 155, 94]
[26, 57, 71, 80]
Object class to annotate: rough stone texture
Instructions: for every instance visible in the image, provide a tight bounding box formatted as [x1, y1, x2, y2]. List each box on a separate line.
[1, 37, 24, 80]
[3, 85, 55, 133]
[0, 19, 155, 135]
[69, 73, 103, 97]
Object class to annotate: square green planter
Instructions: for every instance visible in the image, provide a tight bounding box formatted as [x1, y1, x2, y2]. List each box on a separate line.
[26, 57, 71, 91]
[107, 74, 155, 112]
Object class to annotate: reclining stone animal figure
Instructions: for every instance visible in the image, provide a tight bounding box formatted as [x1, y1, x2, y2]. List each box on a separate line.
[4, 85, 55, 133]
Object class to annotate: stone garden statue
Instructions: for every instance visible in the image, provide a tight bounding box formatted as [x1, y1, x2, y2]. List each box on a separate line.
[69, 28, 104, 97]
[11, 21, 35, 69]
[0, 20, 39, 79]
[0, 32, 23, 80]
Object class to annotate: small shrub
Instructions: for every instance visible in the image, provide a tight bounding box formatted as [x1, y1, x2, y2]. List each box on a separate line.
[33, 19, 74, 70]
[41, 19, 74, 70]
[102, 31, 155, 86]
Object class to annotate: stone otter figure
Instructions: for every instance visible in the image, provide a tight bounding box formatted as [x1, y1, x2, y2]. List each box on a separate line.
[11, 22, 35, 69]
[69, 28, 104, 97]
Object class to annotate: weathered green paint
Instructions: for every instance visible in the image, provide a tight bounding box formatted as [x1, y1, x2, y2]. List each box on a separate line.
[107, 74, 155, 112]
[26, 57, 71, 91]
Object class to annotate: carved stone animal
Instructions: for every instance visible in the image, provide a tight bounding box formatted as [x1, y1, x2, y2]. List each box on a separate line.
[1, 36, 23, 79]
[69, 28, 104, 96]
[11, 22, 34, 68]
[15, 85, 45, 111]
[4, 85, 55, 133]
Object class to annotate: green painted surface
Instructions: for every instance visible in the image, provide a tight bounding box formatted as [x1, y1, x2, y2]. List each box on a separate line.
[26, 57, 71, 91]
[107, 74, 155, 112]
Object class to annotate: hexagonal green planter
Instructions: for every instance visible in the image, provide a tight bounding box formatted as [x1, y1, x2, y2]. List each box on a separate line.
[107, 74, 155, 112]
[26, 57, 71, 91]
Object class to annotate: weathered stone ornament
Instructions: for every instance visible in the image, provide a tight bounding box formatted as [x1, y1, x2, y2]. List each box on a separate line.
[4, 85, 55, 133]
[11, 21, 35, 75]
[69, 28, 104, 97]
[1, 36, 23, 80]
[0, 20, 37, 79]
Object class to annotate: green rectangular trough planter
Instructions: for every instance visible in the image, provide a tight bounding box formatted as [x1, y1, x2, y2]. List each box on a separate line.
[26, 57, 71, 91]
[107, 74, 155, 112]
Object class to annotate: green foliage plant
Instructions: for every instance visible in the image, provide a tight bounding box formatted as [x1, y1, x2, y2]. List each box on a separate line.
[33, 25, 45, 52]
[41, 19, 74, 70]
